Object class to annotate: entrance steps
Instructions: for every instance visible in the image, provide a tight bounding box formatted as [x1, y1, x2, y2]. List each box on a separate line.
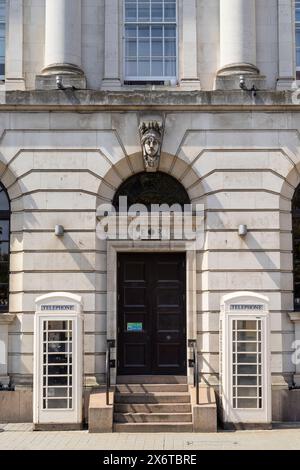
[116, 375, 187, 384]
[114, 376, 193, 432]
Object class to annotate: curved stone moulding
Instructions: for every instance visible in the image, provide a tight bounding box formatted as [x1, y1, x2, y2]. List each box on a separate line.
[217, 63, 260, 77]
[41, 63, 85, 77]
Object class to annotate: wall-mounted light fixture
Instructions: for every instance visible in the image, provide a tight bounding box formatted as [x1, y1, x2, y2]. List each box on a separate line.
[56, 75, 65, 90]
[55, 225, 64, 237]
[56, 75, 78, 91]
[238, 224, 248, 237]
[239, 75, 258, 96]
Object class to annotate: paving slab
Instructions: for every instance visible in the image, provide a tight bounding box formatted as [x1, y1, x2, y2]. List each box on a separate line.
[1, 424, 300, 450]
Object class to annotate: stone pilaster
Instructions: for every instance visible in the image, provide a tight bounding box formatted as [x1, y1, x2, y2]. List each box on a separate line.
[180, 0, 201, 90]
[102, 0, 121, 90]
[5, 0, 25, 90]
[0, 314, 15, 387]
[277, 0, 295, 90]
[289, 313, 300, 387]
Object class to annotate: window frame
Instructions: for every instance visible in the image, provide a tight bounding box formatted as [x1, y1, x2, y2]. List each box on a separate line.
[0, 0, 6, 81]
[296, 0, 300, 80]
[123, 0, 178, 83]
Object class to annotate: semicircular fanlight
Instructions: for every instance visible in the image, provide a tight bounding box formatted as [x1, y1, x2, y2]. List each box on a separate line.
[112, 171, 190, 210]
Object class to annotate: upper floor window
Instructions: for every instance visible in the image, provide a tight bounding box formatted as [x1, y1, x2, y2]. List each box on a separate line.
[0, 0, 6, 79]
[296, 1, 300, 79]
[124, 0, 177, 83]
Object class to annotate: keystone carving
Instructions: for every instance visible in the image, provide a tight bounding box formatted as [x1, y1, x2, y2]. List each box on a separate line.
[139, 121, 163, 172]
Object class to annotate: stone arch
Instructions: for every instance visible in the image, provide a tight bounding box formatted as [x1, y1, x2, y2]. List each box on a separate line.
[112, 171, 191, 209]
[0, 161, 24, 255]
[0, 160, 24, 211]
[0, 161, 25, 314]
[95, 152, 202, 385]
[96, 151, 204, 206]
[278, 163, 300, 314]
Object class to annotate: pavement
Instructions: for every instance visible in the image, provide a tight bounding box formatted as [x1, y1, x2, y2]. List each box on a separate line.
[0, 423, 300, 450]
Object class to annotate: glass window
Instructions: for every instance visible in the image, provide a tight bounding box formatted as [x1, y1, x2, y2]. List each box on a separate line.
[42, 320, 74, 411]
[232, 319, 262, 410]
[296, 1, 300, 79]
[0, 182, 9, 312]
[113, 171, 190, 210]
[124, 0, 177, 81]
[0, 0, 6, 79]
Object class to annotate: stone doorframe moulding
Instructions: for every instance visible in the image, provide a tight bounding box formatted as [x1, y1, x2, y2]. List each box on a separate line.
[289, 312, 300, 387]
[106, 240, 197, 385]
[0, 314, 16, 386]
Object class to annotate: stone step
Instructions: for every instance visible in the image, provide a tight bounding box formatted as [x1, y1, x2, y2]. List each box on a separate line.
[114, 412, 192, 423]
[115, 384, 188, 393]
[114, 423, 193, 433]
[116, 375, 187, 384]
[115, 392, 191, 404]
[114, 403, 192, 413]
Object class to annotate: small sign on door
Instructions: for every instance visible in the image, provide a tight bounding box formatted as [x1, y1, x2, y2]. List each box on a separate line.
[127, 322, 143, 332]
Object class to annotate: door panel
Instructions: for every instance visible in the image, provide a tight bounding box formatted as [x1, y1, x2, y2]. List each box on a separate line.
[117, 253, 186, 375]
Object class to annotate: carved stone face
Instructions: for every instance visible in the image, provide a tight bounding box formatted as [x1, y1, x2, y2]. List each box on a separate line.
[144, 135, 159, 158]
[139, 121, 163, 172]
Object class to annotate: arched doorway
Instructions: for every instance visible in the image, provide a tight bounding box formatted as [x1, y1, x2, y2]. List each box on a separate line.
[293, 184, 300, 310]
[0, 182, 10, 312]
[108, 171, 193, 377]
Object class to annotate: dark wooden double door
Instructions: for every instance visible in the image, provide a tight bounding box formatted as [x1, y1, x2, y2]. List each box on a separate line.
[117, 253, 187, 375]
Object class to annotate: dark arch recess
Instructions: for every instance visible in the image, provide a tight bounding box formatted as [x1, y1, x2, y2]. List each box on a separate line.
[112, 171, 191, 210]
[292, 184, 300, 310]
[0, 182, 10, 312]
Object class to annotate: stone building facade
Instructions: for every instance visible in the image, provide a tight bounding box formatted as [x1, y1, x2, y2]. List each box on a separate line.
[0, 0, 300, 431]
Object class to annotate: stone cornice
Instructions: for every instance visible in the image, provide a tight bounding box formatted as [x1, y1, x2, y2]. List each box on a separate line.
[288, 312, 300, 323]
[0, 314, 16, 325]
[0, 89, 299, 112]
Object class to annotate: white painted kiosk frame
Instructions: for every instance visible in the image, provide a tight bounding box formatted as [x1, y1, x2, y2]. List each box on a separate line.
[33, 293, 83, 429]
[220, 292, 271, 426]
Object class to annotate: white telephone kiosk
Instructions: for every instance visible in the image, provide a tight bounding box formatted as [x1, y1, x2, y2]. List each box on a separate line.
[33, 293, 83, 429]
[220, 292, 271, 426]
